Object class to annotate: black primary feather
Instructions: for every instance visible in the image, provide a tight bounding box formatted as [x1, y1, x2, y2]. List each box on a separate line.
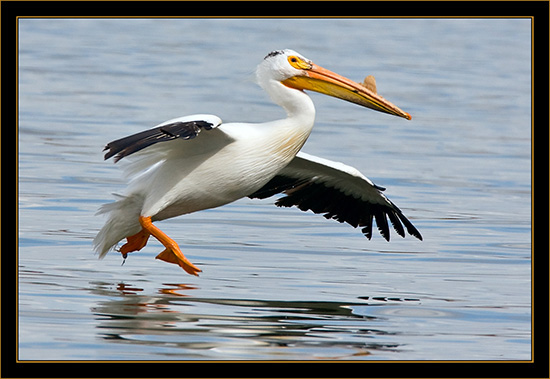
[103, 120, 214, 163]
[249, 174, 422, 242]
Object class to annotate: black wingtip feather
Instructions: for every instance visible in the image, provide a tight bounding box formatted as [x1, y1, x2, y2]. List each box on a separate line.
[374, 211, 390, 242]
[102, 120, 215, 163]
[250, 173, 422, 242]
[387, 211, 406, 238]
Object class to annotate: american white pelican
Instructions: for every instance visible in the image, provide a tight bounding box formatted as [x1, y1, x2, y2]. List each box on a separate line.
[94, 49, 422, 276]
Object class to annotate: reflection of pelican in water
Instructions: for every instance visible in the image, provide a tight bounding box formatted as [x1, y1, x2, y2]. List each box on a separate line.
[90, 282, 419, 359]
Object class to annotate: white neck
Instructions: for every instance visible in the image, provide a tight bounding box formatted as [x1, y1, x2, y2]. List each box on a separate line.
[260, 78, 316, 131]
[254, 79, 316, 162]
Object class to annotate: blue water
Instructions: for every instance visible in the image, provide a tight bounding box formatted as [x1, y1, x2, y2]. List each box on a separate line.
[18, 18, 531, 360]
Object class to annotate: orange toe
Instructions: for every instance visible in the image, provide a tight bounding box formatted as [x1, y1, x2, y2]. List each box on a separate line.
[120, 229, 151, 257]
[138, 216, 201, 276]
[156, 248, 202, 276]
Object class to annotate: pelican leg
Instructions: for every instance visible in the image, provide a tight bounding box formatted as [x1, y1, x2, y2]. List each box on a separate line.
[139, 216, 202, 276]
[120, 229, 151, 258]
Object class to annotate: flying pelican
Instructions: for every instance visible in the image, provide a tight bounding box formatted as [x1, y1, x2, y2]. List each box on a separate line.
[94, 49, 422, 276]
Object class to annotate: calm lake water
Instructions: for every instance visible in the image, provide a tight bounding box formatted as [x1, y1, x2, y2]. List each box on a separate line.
[18, 18, 531, 361]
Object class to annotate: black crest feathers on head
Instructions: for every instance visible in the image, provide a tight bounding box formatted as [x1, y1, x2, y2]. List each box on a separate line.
[264, 50, 284, 60]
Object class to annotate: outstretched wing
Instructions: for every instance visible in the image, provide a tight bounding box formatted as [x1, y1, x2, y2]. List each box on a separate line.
[103, 114, 223, 162]
[248, 152, 422, 241]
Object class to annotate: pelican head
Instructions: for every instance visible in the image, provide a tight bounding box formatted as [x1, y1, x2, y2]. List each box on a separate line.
[257, 49, 411, 120]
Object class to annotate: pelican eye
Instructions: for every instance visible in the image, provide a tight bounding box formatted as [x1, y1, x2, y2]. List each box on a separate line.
[288, 55, 312, 70]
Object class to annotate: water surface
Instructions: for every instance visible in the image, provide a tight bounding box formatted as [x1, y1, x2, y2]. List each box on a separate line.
[18, 18, 531, 361]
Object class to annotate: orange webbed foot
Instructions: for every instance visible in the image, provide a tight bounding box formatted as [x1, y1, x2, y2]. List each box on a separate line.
[120, 229, 151, 258]
[138, 216, 201, 276]
[155, 248, 202, 276]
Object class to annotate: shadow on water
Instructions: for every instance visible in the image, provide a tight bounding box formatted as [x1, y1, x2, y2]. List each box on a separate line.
[89, 281, 420, 360]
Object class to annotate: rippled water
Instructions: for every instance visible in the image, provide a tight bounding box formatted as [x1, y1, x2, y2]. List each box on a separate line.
[18, 18, 531, 360]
